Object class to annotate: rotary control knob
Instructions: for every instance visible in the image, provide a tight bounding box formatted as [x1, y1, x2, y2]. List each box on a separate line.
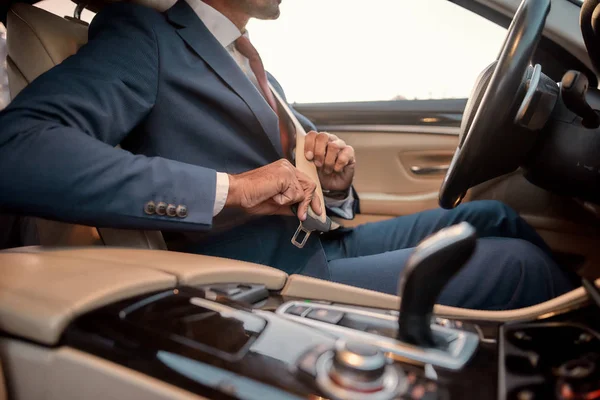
[329, 341, 387, 392]
[314, 340, 406, 400]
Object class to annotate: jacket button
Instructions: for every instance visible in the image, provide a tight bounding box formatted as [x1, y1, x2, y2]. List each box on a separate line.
[176, 205, 188, 218]
[156, 202, 168, 216]
[144, 201, 156, 215]
[166, 204, 177, 217]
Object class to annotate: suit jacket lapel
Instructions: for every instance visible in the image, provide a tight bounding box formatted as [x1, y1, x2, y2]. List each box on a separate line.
[165, 1, 282, 156]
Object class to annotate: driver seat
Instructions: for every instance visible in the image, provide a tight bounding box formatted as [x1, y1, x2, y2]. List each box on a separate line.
[5, 1, 172, 249]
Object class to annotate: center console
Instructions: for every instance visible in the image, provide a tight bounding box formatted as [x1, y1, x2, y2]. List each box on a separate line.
[63, 285, 474, 399]
[61, 282, 600, 400]
[1, 227, 599, 400]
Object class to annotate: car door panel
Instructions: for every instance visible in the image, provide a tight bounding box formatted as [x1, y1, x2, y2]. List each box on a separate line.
[295, 100, 464, 224]
[333, 131, 458, 217]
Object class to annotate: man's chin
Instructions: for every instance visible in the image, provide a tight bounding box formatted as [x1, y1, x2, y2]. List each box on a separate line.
[255, 7, 280, 20]
[253, 0, 281, 20]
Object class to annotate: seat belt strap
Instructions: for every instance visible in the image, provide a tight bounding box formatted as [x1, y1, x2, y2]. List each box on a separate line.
[269, 84, 340, 248]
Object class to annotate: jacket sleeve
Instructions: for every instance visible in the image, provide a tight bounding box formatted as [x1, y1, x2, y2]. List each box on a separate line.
[0, 3, 217, 231]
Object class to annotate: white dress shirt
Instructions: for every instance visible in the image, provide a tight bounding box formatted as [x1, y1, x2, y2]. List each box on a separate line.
[186, 0, 354, 219]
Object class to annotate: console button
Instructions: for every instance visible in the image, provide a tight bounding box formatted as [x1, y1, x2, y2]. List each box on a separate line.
[314, 341, 407, 399]
[200, 283, 269, 304]
[297, 344, 332, 377]
[336, 342, 385, 373]
[212, 287, 243, 297]
[306, 308, 344, 324]
[286, 305, 311, 316]
[329, 341, 387, 392]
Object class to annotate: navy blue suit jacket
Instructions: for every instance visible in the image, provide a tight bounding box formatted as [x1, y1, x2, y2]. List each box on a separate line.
[0, 1, 356, 277]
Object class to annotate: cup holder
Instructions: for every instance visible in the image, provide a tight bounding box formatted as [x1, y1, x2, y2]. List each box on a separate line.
[504, 324, 600, 400]
[555, 353, 600, 400]
[556, 356, 596, 379]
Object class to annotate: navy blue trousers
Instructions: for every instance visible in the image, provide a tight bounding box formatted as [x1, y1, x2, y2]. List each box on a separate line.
[322, 200, 575, 310]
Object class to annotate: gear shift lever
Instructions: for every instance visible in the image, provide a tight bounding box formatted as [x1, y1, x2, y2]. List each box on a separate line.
[560, 70, 600, 129]
[397, 222, 477, 347]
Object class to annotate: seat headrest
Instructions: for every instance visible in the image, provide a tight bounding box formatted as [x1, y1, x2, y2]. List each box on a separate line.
[71, 0, 177, 14]
[7, 3, 88, 89]
[6, 0, 177, 99]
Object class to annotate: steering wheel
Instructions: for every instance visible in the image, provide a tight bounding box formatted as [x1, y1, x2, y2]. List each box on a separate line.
[439, 0, 551, 209]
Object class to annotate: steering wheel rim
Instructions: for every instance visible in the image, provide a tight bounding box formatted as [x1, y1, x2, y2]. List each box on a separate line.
[439, 0, 551, 209]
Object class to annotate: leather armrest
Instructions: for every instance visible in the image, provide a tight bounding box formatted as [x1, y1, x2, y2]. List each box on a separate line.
[0, 252, 176, 345]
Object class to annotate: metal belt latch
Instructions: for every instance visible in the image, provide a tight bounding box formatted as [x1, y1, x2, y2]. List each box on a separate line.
[291, 222, 312, 249]
[290, 205, 337, 249]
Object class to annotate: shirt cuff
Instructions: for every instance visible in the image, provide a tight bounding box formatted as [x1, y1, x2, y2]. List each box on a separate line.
[324, 188, 355, 220]
[213, 172, 229, 216]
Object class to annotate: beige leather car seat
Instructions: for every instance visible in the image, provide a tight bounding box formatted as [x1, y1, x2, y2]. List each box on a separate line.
[0, 362, 6, 400]
[6, 2, 167, 249]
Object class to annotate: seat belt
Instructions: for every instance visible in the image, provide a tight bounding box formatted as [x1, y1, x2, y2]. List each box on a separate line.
[269, 84, 340, 248]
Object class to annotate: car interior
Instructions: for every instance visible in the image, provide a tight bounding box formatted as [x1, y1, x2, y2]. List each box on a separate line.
[1, 0, 600, 399]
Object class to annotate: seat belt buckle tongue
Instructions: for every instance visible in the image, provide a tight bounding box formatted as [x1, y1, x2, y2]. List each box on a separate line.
[291, 223, 312, 249]
[290, 205, 336, 248]
[290, 204, 314, 249]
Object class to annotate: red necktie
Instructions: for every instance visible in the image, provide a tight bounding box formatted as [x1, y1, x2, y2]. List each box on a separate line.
[235, 35, 293, 158]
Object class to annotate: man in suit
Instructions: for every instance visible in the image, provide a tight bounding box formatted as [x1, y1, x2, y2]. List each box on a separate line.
[0, 0, 575, 309]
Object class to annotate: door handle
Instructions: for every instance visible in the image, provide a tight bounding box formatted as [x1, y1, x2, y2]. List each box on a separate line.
[410, 165, 450, 175]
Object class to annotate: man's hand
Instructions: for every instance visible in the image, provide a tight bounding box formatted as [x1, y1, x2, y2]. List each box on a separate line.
[226, 159, 322, 221]
[304, 131, 355, 192]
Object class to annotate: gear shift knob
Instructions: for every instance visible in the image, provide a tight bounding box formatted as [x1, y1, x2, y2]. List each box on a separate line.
[561, 70, 600, 129]
[397, 222, 477, 347]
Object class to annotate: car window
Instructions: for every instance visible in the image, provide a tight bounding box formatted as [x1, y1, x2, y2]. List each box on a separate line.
[27, 0, 507, 104]
[35, 0, 96, 22]
[0, 23, 8, 110]
[248, 0, 507, 103]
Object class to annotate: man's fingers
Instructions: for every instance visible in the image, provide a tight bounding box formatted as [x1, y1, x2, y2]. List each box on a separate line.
[304, 131, 318, 161]
[233, 159, 332, 220]
[310, 192, 322, 216]
[241, 159, 292, 206]
[264, 198, 295, 216]
[323, 139, 345, 174]
[273, 179, 304, 206]
[334, 146, 356, 173]
[313, 132, 330, 167]
[234, 158, 330, 221]
[297, 187, 322, 221]
[272, 190, 297, 206]
[297, 191, 322, 221]
[278, 205, 295, 216]
[249, 198, 295, 217]
[295, 175, 316, 220]
[296, 195, 311, 221]
[294, 169, 322, 218]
